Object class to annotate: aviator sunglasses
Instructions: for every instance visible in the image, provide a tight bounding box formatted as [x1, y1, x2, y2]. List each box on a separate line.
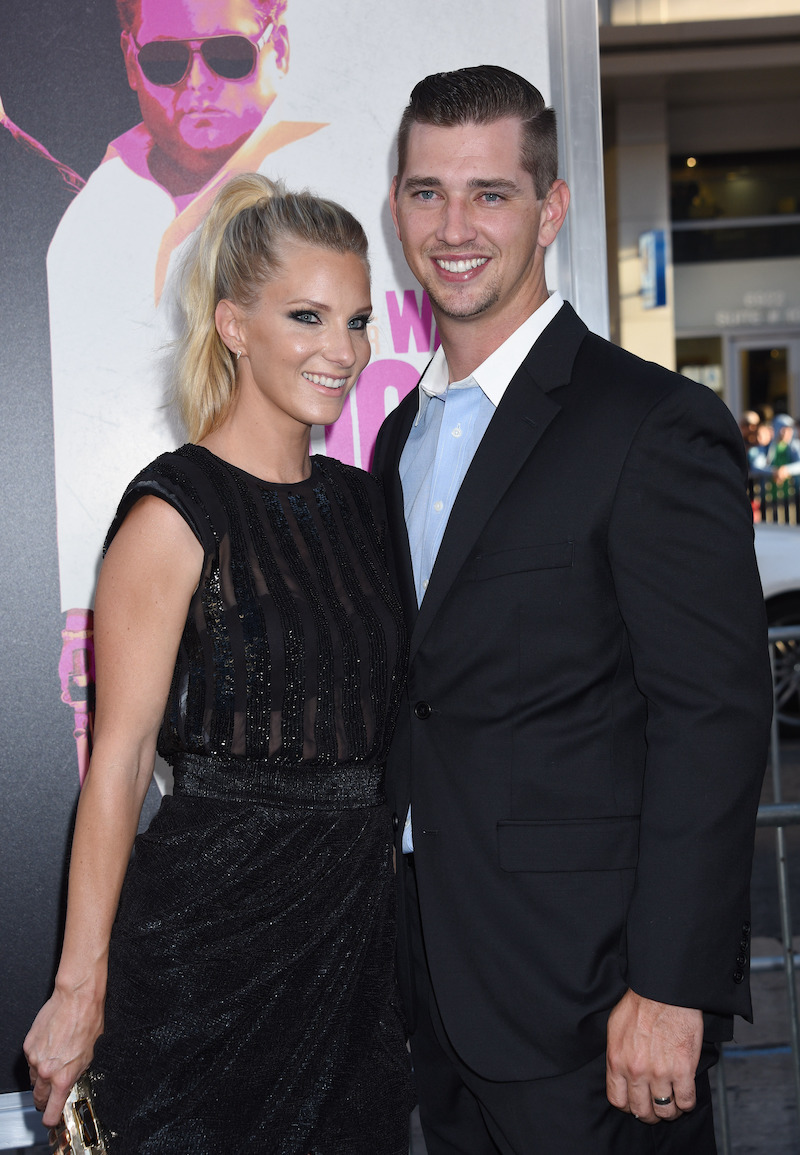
[132, 23, 274, 87]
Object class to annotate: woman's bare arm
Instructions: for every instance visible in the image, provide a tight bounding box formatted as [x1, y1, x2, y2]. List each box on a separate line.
[24, 496, 203, 1126]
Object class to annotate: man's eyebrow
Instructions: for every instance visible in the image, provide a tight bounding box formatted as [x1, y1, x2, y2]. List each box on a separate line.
[468, 178, 522, 193]
[400, 176, 523, 194]
[402, 176, 443, 192]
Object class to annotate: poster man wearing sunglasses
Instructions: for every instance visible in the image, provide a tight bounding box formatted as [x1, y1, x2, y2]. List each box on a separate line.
[48, 0, 326, 785]
[119, 0, 295, 199]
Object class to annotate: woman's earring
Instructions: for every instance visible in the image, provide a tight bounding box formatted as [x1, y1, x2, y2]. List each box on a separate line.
[236, 349, 242, 361]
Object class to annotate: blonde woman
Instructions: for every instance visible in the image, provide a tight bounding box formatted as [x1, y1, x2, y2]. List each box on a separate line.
[25, 174, 413, 1153]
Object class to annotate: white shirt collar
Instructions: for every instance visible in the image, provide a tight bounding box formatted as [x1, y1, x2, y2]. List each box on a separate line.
[416, 292, 564, 417]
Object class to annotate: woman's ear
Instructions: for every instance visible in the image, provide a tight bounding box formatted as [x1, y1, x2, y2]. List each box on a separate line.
[215, 299, 244, 358]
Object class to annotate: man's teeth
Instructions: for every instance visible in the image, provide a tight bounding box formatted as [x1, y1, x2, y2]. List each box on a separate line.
[435, 257, 488, 273]
[303, 372, 344, 388]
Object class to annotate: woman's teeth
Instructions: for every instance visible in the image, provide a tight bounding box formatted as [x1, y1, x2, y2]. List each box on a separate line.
[303, 373, 344, 389]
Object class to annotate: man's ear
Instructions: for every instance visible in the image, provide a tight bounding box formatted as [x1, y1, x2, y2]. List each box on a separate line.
[538, 179, 570, 249]
[120, 31, 140, 93]
[215, 299, 245, 357]
[389, 176, 401, 241]
[272, 23, 290, 74]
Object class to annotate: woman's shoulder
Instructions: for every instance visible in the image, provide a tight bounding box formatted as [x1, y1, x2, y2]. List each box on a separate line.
[313, 456, 387, 538]
[105, 445, 219, 556]
[126, 443, 209, 484]
[313, 454, 383, 496]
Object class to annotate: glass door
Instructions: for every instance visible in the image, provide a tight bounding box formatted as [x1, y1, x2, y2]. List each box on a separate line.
[725, 334, 800, 421]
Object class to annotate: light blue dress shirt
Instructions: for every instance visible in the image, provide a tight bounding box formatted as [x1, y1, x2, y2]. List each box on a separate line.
[397, 293, 564, 852]
[401, 379, 496, 606]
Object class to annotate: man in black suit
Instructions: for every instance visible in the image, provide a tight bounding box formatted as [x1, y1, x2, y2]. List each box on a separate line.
[373, 65, 772, 1154]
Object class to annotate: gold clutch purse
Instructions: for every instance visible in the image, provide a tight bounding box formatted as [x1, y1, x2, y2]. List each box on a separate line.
[48, 1074, 108, 1154]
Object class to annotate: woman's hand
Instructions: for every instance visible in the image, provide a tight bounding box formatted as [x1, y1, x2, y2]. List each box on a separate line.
[24, 982, 105, 1128]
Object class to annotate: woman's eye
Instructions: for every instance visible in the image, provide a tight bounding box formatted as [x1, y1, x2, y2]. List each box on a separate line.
[291, 311, 320, 324]
[348, 315, 372, 331]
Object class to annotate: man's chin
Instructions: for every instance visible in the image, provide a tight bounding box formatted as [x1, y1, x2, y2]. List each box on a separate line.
[177, 128, 249, 160]
[428, 289, 499, 322]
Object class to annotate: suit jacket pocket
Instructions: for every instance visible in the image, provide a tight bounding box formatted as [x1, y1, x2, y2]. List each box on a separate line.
[465, 541, 574, 581]
[497, 816, 639, 872]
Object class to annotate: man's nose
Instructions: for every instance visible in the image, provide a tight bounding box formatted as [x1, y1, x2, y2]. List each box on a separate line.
[184, 48, 219, 91]
[436, 199, 478, 247]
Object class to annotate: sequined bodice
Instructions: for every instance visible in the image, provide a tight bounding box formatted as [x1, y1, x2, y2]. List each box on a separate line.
[106, 445, 407, 774]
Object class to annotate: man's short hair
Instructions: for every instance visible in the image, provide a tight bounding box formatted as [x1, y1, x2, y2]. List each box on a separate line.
[396, 64, 558, 199]
[116, 0, 286, 34]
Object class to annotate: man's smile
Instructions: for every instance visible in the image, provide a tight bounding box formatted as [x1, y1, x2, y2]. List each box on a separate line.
[433, 257, 489, 274]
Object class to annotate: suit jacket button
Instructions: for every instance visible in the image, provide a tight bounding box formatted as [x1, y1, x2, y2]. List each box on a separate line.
[742, 921, 751, 934]
[736, 954, 747, 967]
[733, 970, 745, 984]
[392, 812, 399, 832]
[414, 701, 432, 720]
[740, 939, 749, 951]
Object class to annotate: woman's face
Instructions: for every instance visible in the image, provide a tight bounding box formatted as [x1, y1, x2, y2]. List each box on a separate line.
[226, 242, 372, 433]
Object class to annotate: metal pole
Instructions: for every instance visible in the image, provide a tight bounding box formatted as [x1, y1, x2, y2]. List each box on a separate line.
[767, 640, 800, 1128]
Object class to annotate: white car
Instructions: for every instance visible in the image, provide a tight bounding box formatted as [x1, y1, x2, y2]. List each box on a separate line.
[754, 523, 800, 727]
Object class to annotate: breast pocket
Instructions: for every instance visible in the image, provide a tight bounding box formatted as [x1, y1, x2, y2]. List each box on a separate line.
[465, 541, 574, 582]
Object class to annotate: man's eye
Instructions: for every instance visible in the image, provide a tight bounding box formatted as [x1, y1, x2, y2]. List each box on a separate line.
[291, 311, 320, 324]
[482, 193, 502, 203]
[416, 190, 437, 201]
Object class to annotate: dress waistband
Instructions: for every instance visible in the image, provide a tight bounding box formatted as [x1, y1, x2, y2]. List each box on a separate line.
[170, 752, 386, 810]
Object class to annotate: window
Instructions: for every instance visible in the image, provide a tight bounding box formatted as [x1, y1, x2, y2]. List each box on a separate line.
[671, 150, 800, 263]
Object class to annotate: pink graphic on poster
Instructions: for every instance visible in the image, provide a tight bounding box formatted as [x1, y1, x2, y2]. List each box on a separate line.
[58, 610, 96, 785]
[324, 291, 438, 468]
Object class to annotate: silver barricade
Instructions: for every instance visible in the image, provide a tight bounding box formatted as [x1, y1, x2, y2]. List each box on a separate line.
[716, 625, 800, 1154]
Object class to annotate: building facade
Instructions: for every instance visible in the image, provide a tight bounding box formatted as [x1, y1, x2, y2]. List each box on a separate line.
[600, 2, 800, 421]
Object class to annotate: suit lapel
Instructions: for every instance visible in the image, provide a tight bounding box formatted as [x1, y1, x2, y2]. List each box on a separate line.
[377, 391, 419, 630]
[409, 303, 588, 660]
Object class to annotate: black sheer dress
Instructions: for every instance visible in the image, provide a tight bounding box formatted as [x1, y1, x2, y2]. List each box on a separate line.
[89, 445, 413, 1154]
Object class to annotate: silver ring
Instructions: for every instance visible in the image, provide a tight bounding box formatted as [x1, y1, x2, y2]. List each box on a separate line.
[653, 1095, 673, 1106]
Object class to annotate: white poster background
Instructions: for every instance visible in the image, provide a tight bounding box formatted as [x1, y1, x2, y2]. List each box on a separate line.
[47, 0, 604, 792]
[48, 1, 566, 609]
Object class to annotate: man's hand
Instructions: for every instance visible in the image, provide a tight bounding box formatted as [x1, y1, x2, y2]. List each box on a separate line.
[606, 989, 703, 1124]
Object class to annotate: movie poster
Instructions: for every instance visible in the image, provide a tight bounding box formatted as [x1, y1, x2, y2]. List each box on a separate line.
[0, 0, 602, 1115]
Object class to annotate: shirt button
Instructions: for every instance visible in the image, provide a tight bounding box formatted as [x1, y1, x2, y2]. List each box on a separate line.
[422, 578, 429, 590]
[433, 500, 443, 512]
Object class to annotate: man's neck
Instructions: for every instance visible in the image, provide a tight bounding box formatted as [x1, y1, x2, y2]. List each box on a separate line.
[434, 309, 540, 381]
[435, 287, 551, 383]
[147, 145, 229, 199]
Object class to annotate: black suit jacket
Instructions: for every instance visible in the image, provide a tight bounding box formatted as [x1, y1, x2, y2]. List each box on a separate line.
[373, 303, 772, 1082]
